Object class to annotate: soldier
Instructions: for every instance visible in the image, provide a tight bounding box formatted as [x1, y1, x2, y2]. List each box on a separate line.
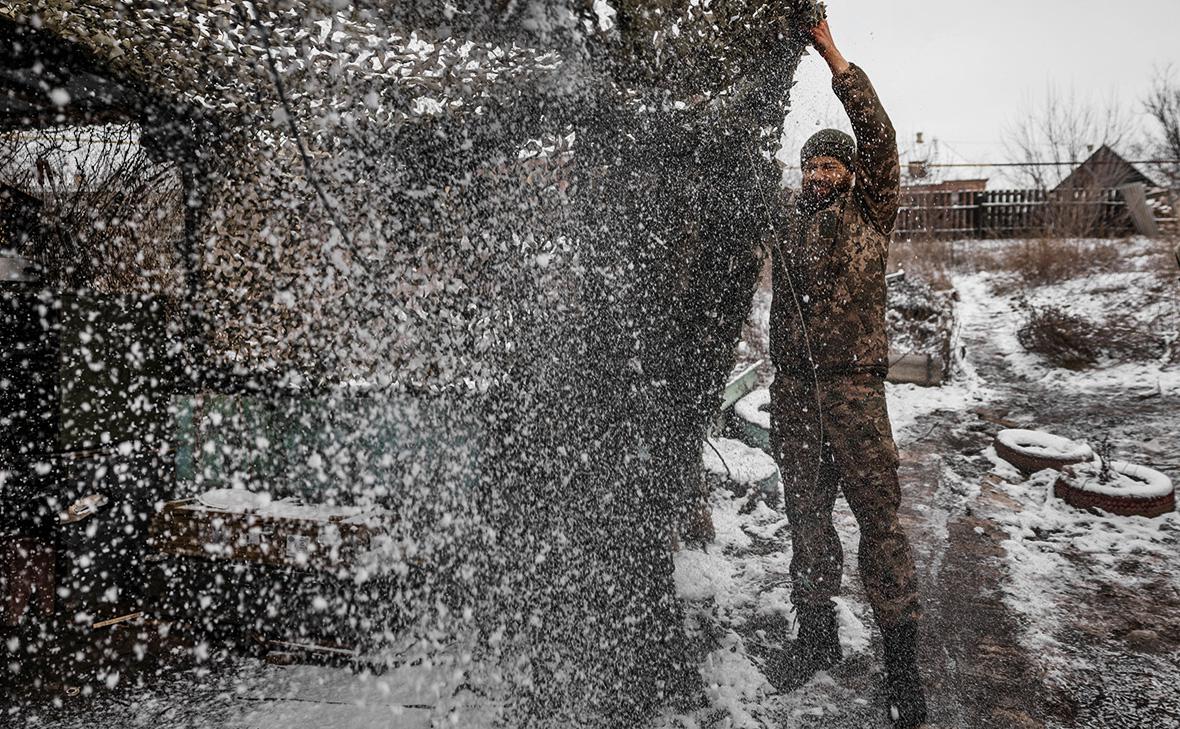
[766, 19, 927, 728]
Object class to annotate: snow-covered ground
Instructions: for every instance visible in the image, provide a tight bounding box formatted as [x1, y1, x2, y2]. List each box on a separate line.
[984, 452, 1179, 648]
[662, 481, 877, 729]
[663, 401, 993, 727]
[17, 241, 1180, 728]
[956, 272, 1180, 396]
[667, 252, 1180, 727]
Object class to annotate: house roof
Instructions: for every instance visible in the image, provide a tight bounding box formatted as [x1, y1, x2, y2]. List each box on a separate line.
[0, 19, 150, 130]
[1053, 145, 1156, 192]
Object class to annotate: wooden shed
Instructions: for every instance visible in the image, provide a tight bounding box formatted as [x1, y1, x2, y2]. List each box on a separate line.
[1054, 145, 1157, 192]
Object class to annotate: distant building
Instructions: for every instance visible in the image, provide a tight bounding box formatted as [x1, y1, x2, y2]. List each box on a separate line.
[1053, 145, 1156, 192]
[903, 178, 988, 194]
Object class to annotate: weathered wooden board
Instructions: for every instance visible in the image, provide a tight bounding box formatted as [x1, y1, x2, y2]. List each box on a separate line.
[150, 499, 384, 571]
[719, 360, 764, 412]
[887, 352, 945, 387]
[1119, 183, 1160, 238]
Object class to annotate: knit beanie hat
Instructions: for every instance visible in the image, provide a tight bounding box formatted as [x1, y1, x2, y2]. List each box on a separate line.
[801, 128, 856, 170]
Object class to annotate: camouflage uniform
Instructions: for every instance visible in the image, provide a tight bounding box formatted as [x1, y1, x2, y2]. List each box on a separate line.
[769, 64, 919, 629]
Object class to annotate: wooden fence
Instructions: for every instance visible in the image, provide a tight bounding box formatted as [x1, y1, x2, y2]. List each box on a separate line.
[895, 187, 1131, 240]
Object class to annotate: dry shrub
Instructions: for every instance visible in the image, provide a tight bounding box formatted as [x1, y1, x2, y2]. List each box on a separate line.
[887, 239, 952, 289]
[947, 239, 1132, 296]
[0, 124, 184, 295]
[1017, 306, 1100, 370]
[1002, 239, 1122, 286]
[891, 238, 1146, 289]
[1018, 304, 1171, 370]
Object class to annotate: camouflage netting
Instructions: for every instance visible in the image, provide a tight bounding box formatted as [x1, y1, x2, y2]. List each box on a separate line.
[1, 1, 822, 725]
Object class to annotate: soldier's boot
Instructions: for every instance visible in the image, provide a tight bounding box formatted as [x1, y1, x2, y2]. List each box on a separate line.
[882, 621, 928, 728]
[766, 602, 842, 692]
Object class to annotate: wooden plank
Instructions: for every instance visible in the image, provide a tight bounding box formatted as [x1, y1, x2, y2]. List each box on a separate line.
[149, 499, 386, 571]
[719, 359, 763, 412]
[887, 352, 944, 387]
[1119, 183, 1160, 237]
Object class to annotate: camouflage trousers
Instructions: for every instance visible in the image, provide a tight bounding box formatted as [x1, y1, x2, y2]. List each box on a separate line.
[769, 373, 921, 628]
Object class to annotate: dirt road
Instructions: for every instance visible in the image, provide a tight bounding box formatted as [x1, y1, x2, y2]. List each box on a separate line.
[737, 270, 1180, 729]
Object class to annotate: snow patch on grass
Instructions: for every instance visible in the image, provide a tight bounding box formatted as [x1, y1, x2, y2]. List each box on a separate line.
[704, 437, 778, 485]
[698, 636, 775, 729]
[885, 380, 981, 444]
[986, 464, 1180, 662]
[675, 548, 743, 607]
[833, 597, 871, 655]
[955, 271, 1180, 395]
[669, 428, 883, 727]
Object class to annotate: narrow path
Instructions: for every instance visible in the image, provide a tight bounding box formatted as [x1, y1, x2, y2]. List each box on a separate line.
[906, 273, 1180, 729]
[949, 275, 1180, 729]
[894, 273, 1053, 729]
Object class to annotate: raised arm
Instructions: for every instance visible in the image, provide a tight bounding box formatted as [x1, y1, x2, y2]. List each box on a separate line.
[810, 21, 901, 236]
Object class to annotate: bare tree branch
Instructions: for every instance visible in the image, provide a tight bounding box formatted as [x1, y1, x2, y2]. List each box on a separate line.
[1145, 65, 1180, 186]
[1006, 85, 1132, 191]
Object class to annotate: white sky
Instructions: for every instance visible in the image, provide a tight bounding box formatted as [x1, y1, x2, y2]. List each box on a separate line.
[778, 0, 1180, 187]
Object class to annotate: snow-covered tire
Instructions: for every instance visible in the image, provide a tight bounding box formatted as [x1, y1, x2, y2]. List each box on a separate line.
[1054, 461, 1175, 518]
[732, 388, 771, 454]
[703, 437, 780, 501]
[993, 429, 1093, 475]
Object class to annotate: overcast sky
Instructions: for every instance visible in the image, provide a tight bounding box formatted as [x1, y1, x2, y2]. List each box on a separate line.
[778, 0, 1180, 187]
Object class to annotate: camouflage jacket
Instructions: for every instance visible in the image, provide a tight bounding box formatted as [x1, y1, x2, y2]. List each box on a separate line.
[770, 64, 900, 379]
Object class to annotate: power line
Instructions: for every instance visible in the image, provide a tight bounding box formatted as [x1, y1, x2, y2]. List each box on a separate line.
[923, 159, 1180, 169]
[782, 158, 1180, 170]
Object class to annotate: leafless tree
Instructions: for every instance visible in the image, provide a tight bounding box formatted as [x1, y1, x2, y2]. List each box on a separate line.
[1145, 65, 1180, 187]
[1006, 85, 1132, 191]
[0, 124, 184, 293]
[1005, 86, 1134, 236]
